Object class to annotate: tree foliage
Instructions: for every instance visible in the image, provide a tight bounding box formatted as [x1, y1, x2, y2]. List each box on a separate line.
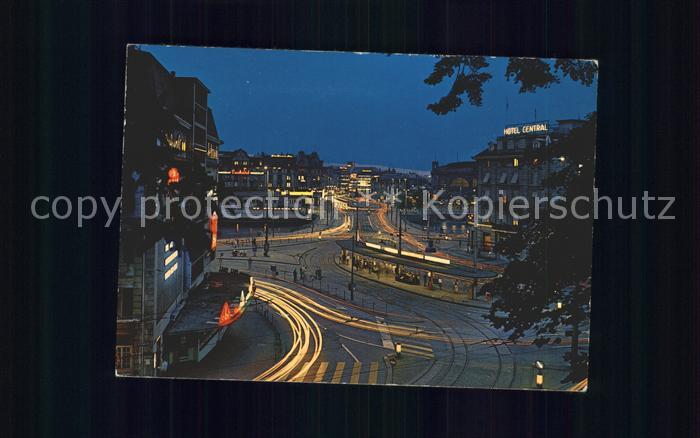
[487, 113, 596, 383]
[423, 56, 492, 114]
[424, 56, 598, 114]
[423, 54, 597, 383]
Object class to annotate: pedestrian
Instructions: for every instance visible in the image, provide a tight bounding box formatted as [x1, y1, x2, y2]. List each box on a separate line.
[293, 269, 298, 282]
[423, 273, 428, 286]
[453, 280, 460, 292]
[437, 277, 443, 289]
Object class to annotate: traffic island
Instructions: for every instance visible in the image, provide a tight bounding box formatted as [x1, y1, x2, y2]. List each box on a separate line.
[162, 271, 279, 379]
[335, 240, 497, 308]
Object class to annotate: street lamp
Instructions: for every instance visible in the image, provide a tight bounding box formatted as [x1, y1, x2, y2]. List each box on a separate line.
[534, 360, 544, 389]
[395, 342, 402, 358]
[556, 300, 563, 310]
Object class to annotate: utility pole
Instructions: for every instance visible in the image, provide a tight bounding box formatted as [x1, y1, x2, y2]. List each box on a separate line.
[264, 222, 270, 257]
[349, 191, 359, 300]
[398, 200, 403, 255]
[426, 190, 431, 250]
[398, 178, 407, 255]
[264, 170, 269, 254]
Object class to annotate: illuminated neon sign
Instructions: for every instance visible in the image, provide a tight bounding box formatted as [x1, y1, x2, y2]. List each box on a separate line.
[503, 123, 548, 136]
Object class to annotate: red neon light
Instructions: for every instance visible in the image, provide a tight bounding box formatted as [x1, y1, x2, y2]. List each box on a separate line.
[210, 212, 218, 250]
[167, 167, 180, 184]
[218, 301, 242, 327]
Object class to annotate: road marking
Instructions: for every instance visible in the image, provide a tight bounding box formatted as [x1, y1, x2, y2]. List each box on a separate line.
[375, 316, 395, 350]
[350, 362, 361, 384]
[337, 333, 392, 350]
[331, 362, 345, 383]
[341, 343, 360, 363]
[295, 362, 312, 382]
[368, 362, 379, 384]
[313, 362, 329, 383]
[401, 342, 433, 352]
[400, 342, 435, 358]
[401, 347, 435, 359]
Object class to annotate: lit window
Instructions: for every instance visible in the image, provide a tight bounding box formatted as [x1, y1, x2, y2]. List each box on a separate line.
[513, 158, 519, 167]
[164, 250, 178, 266]
[513, 219, 519, 226]
[164, 262, 178, 280]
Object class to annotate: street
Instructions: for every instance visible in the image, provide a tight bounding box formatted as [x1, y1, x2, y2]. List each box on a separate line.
[184, 204, 581, 390]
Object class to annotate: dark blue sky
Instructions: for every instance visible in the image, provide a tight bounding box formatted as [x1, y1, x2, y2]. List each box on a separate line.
[144, 45, 597, 171]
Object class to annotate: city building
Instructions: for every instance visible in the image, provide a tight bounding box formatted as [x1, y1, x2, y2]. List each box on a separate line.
[116, 47, 221, 376]
[378, 171, 427, 192]
[430, 160, 478, 196]
[295, 151, 324, 190]
[338, 162, 355, 192]
[171, 76, 223, 181]
[218, 149, 324, 195]
[350, 166, 380, 195]
[471, 119, 585, 250]
[336, 163, 382, 195]
[218, 149, 267, 192]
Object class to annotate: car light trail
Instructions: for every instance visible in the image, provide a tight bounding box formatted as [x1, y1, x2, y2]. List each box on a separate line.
[257, 280, 587, 348]
[253, 286, 324, 382]
[257, 280, 463, 343]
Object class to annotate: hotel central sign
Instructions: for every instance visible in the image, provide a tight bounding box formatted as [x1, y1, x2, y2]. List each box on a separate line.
[503, 122, 549, 136]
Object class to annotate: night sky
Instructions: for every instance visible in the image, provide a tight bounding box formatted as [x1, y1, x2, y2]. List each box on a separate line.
[143, 45, 597, 171]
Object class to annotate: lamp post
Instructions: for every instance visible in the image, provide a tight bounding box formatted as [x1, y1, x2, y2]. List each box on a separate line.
[398, 178, 406, 256]
[395, 342, 402, 358]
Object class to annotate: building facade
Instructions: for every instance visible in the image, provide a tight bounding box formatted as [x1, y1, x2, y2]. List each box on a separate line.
[218, 149, 324, 195]
[116, 47, 221, 376]
[430, 160, 478, 197]
[472, 119, 585, 250]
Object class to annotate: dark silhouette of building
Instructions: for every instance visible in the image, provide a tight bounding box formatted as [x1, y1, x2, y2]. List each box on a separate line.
[116, 47, 223, 376]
